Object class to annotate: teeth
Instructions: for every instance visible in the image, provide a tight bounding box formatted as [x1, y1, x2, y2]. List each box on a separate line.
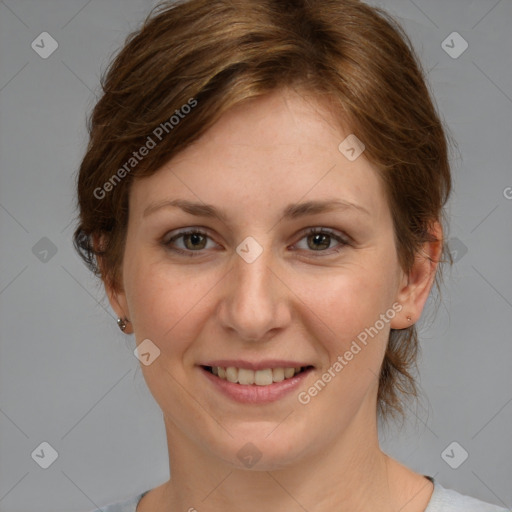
[254, 368, 273, 386]
[284, 368, 295, 379]
[226, 367, 238, 383]
[238, 368, 254, 385]
[272, 367, 284, 382]
[209, 366, 304, 385]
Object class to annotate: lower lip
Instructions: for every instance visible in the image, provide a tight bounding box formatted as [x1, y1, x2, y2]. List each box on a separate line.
[200, 366, 313, 404]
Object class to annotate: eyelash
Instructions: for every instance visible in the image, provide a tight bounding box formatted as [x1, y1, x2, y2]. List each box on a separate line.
[162, 227, 349, 258]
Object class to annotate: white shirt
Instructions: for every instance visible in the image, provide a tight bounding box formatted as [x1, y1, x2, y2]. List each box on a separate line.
[88, 478, 510, 512]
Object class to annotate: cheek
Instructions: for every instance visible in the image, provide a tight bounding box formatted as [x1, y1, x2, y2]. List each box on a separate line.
[124, 253, 218, 351]
[293, 255, 399, 400]
[298, 260, 397, 339]
[294, 271, 395, 419]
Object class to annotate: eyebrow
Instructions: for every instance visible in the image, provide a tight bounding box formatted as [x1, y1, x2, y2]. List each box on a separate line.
[142, 198, 370, 221]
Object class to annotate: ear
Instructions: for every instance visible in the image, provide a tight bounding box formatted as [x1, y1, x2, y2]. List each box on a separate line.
[390, 221, 443, 330]
[93, 233, 133, 334]
[104, 278, 133, 334]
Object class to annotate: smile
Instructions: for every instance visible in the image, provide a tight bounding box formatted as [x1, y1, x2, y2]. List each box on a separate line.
[204, 366, 310, 386]
[200, 364, 314, 403]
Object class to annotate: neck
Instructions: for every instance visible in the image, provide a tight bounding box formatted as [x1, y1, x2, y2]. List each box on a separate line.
[155, 408, 404, 512]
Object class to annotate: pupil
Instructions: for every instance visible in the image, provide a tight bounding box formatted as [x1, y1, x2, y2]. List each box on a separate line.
[186, 233, 205, 249]
[310, 233, 329, 250]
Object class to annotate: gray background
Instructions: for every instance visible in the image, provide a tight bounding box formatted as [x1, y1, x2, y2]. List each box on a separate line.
[0, 0, 511, 511]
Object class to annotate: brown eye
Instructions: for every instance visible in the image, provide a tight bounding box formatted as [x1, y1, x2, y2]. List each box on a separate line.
[294, 228, 348, 256]
[163, 229, 215, 256]
[182, 232, 207, 250]
[307, 232, 331, 251]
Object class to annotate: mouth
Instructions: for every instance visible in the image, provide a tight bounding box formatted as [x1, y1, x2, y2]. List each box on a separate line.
[202, 365, 313, 386]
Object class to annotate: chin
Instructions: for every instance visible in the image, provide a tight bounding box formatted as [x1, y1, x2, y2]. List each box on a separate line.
[208, 427, 310, 471]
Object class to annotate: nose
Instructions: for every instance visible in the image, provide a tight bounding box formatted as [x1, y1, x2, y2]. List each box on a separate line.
[217, 241, 292, 343]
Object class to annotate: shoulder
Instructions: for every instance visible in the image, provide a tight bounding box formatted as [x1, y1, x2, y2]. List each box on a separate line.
[85, 490, 148, 512]
[426, 479, 509, 512]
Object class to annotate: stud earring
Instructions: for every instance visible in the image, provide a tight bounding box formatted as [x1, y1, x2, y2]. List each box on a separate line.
[117, 317, 129, 332]
[406, 315, 412, 322]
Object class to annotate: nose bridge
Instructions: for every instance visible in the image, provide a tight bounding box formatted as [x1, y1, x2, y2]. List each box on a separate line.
[220, 237, 289, 341]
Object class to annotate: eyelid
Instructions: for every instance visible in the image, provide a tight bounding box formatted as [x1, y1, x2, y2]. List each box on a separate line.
[162, 227, 212, 244]
[161, 226, 350, 256]
[296, 226, 351, 244]
[290, 227, 350, 255]
[161, 227, 219, 255]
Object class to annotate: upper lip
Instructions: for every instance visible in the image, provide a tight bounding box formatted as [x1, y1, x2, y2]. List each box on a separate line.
[199, 360, 313, 371]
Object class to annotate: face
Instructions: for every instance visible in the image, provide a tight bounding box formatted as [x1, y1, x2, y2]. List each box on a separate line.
[107, 88, 428, 470]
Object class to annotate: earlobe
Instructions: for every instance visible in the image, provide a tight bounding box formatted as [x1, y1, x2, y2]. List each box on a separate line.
[93, 233, 133, 334]
[105, 283, 133, 334]
[390, 221, 443, 330]
[116, 316, 132, 333]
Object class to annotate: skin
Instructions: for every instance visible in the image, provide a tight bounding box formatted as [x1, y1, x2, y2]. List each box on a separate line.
[102, 87, 442, 512]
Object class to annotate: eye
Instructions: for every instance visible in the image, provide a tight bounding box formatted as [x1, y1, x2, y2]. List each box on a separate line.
[292, 228, 349, 256]
[162, 227, 349, 258]
[162, 228, 218, 257]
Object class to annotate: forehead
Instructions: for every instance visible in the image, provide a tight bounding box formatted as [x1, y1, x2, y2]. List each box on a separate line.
[129, 88, 388, 221]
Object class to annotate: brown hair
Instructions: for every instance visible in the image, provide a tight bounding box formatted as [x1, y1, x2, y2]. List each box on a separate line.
[73, 0, 454, 420]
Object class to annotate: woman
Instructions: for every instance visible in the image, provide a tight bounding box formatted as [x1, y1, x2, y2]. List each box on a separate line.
[74, 0, 508, 510]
